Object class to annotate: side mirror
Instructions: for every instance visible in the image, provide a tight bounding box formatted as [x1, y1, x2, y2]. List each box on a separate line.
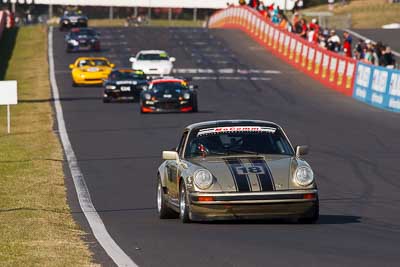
[189, 84, 198, 90]
[296, 145, 309, 157]
[169, 57, 176, 62]
[163, 151, 179, 161]
[69, 64, 74, 69]
[110, 63, 115, 68]
[129, 57, 136, 63]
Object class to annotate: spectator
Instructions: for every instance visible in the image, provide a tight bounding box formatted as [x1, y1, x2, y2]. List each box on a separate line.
[354, 38, 365, 59]
[248, 0, 260, 9]
[328, 0, 335, 11]
[371, 44, 380, 66]
[342, 31, 352, 58]
[309, 18, 320, 43]
[382, 46, 396, 68]
[292, 0, 304, 13]
[278, 13, 289, 31]
[361, 48, 374, 64]
[327, 30, 341, 52]
[239, 0, 246, 5]
[271, 6, 280, 24]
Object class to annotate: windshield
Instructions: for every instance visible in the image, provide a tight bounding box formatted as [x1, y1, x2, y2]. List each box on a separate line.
[137, 53, 169, 61]
[151, 82, 187, 92]
[184, 126, 294, 158]
[65, 11, 81, 17]
[70, 29, 96, 38]
[78, 59, 109, 67]
[109, 70, 146, 80]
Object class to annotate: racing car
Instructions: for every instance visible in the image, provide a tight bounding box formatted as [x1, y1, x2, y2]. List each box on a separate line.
[103, 69, 148, 103]
[140, 78, 198, 113]
[157, 120, 319, 223]
[59, 10, 88, 31]
[69, 57, 115, 86]
[129, 50, 175, 77]
[65, 28, 100, 53]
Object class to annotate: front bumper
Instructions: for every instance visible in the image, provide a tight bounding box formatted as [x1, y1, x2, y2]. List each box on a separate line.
[189, 190, 318, 221]
[104, 89, 141, 100]
[141, 100, 193, 113]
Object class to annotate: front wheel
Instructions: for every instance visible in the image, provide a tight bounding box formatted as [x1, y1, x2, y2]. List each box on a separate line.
[298, 200, 319, 224]
[191, 96, 198, 112]
[179, 181, 191, 223]
[157, 178, 177, 219]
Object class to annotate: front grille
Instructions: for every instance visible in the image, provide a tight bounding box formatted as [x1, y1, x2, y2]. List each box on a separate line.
[155, 100, 179, 110]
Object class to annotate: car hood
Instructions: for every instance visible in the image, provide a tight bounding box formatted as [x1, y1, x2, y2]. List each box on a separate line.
[133, 60, 172, 69]
[186, 155, 307, 192]
[107, 79, 147, 86]
[77, 66, 111, 72]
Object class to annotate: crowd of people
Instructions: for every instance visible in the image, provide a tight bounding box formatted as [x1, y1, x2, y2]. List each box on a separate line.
[236, 0, 397, 69]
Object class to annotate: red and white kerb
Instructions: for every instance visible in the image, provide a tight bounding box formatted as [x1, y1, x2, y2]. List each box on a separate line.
[197, 126, 276, 136]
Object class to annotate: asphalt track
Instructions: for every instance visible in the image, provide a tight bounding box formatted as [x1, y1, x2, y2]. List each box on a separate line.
[52, 27, 400, 267]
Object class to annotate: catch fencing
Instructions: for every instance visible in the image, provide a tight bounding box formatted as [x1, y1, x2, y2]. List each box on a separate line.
[209, 6, 400, 112]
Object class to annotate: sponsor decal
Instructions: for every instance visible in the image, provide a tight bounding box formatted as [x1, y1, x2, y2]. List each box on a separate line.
[388, 97, 400, 110]
[268, 27, 274, 47]
[345, 62, 355, 89]
[371, 92, 384, 104]
[197, 126, 276, 136]
[264, 23, 270, 43]
[289, 38, 297, 61]
[322, 54, 330, 79]
[355, 87, 367, 99]
[273, 29, 280, 50]
[329, 57, 338, 82]
[307, 48, 315, 71]
[225, 158, 251, 192]
[301, 45, 308, 68]
[356, 64, 371, 87]
[371, 69, 388, 93]
[278, 32, 285, 53]
[314, 51, 322, 75]
[389, 73, 400, 97]
[283, 35, 290, 56]
[337, 60, 346, 86]
[295, 42, 302, 64]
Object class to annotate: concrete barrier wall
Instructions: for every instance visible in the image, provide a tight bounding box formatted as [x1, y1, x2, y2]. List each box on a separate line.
[0, 11, 5, 40]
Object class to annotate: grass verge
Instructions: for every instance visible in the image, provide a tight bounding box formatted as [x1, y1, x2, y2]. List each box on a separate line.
[302, 0, 400, 28]
[89, 18, 204, 27]
[0, 26, 95, 266]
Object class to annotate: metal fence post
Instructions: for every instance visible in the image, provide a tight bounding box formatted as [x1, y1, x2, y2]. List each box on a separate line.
[109, 6, 114, 20]
[193, 8, 197, 21]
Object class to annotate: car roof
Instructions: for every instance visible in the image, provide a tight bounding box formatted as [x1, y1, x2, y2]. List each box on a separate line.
[137, 50, 167, 55]
[185, 120, 281, 131]
[75, 57, 109, 61]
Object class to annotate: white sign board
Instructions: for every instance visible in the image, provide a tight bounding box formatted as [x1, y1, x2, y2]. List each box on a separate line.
[0, 81, 18, 105]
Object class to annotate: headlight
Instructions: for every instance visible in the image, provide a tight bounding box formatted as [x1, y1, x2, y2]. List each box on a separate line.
[194, 169, 213, 190]
[69, 39, 79, 46]
[106, 85, 116, 90]
[294, 166, 314, 186]
[183, 93, 190, 100]
[144, 93, 151, 100]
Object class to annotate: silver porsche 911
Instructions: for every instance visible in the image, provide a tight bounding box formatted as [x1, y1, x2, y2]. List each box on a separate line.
[157, 120, 319, 223]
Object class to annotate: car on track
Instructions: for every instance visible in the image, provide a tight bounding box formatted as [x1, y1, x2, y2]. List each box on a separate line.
[140, 78, 198, 113]
[59, 10, 88, 31]
[157, 120, 319, 223]
[69, 57, 115, 86]
[103, 69, 149, 103]
[65, 28, 100, 53]
[129, 50, 175, 77]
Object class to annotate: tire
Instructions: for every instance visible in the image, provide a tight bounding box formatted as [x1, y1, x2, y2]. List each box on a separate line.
[179, 181, 191, 223]
[103, 98, 111, 103]
[192, 96, 198, 112]
[157, 178, 177, 219]
[298, 199, 319, 224]
[72, 81, 78, 87]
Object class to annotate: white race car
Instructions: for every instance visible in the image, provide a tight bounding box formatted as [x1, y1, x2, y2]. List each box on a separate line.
[129, 50, 176, 77]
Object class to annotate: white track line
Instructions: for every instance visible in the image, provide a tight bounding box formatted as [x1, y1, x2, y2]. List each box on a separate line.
[344, 29, 400, 57]
[48, 27, 138, 267]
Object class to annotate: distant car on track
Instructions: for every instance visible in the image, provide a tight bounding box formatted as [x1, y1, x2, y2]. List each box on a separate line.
[59, 10, 88, 31]
[103, 69, 149, 103]
[140, 78, 198, 113]
[157, 120, 319, 223]
[129, 50, 175, 77]
[65, 28, 100, 53]
[69, 57, 115, 87]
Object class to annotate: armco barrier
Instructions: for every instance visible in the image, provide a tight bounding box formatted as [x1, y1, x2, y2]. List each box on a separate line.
[353, 63, 400, 112]
[209, 6, 357, 97]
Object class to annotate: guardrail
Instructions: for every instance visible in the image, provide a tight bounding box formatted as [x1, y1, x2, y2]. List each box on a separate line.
[209, 6, 400, 112]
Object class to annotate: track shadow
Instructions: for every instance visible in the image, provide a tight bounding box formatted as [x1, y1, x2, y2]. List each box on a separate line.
[0, 27, 19, 79]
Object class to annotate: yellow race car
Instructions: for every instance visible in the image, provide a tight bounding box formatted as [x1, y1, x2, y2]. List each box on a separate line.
[69, 57, 115, 86]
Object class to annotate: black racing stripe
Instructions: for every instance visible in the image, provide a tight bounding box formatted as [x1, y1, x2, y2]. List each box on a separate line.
[224, 158, 251, 192]
[249, 158, 275, 191]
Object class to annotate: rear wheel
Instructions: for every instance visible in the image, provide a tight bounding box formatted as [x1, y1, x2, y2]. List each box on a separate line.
[157, 178, 177, 219]
[103, 97, 111, 103]
[179, 181, 191, 223]
[72, 81, 78, 87]
[192, 96, 198, 112]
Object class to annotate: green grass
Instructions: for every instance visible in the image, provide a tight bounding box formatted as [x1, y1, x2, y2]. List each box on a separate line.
[0, 26, 95, 266]
[89, 18, 204, 27]
[301, 0, 400, 28]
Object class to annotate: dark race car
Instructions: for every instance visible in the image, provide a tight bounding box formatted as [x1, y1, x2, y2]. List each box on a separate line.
[140, 78, 198, 113]
[103, 69, 149, 103]
[59, 10, 88, 31]
[65, 28, 100, 53]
